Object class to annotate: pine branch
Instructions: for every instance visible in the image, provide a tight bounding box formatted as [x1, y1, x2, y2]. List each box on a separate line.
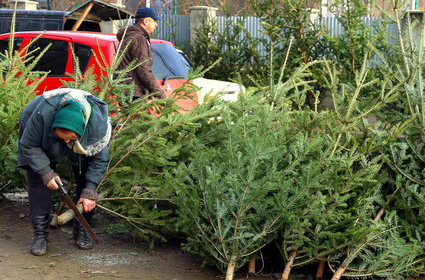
[99, 197, 170, 202]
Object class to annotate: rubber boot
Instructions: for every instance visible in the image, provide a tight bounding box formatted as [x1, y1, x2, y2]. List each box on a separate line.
[73, 218, 93, 250]
[30, 213, 49, 256]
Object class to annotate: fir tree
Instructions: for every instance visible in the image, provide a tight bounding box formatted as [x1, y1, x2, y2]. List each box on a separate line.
[0, 24, 49, 194]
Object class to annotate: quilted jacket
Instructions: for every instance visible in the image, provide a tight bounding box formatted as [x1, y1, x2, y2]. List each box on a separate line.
[17, 88, 111, 192]
[116, 23, 165, 99]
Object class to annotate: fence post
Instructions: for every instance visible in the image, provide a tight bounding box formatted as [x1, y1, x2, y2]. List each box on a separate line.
[189, 6, 218, 44]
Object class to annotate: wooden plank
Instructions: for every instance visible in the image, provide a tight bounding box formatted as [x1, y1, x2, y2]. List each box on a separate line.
[71, 2, 94, 31]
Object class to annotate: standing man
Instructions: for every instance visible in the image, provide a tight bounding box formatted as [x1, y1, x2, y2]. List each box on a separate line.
[117, 7, 166, 99]
[18, 88, 111, 256]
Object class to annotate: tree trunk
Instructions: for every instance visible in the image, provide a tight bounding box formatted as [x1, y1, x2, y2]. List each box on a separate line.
[331, 266, 346, 280]
[248, 254, 256, 274]
[225, 255, 238, 280]
[280, 251, 297, 280]
[315, 260, 326, 280]
[331, 208, 385, 280]
[58, 204, 84, 225]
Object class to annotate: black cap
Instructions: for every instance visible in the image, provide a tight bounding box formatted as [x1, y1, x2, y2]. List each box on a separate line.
[135, 7, 161, 20]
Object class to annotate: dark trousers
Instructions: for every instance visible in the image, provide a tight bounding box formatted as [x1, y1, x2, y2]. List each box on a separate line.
[27, 163, 93, 221]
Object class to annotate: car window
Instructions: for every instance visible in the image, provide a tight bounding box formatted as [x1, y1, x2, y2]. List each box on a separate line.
[0, 37, 24, 56]
[27, 38, 69, 76]
[151, 44, 189, 80]
[73, 43, 92, 74]
[177, 50, 193, 67]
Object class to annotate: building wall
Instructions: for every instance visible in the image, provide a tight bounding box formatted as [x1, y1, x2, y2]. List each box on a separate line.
[369, 0, 425, 17]
[0, 0, 8, 8]
[332, 0, 425, 17]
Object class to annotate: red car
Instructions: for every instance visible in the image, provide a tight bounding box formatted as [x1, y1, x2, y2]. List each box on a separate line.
[0, 31, 198, 111]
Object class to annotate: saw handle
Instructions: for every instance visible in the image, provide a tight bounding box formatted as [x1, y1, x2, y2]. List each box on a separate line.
[54, 178, 67, 195]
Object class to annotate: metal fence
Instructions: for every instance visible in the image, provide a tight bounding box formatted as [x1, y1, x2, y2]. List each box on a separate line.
[216, 16, 269, 55]
[155, 14, 399, 51]
[155, 14, 190, 48]
[321, 16, 398, 40]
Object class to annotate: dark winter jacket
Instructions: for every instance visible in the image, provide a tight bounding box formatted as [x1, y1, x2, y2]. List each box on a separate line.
[116, 23, 165, 99]
[18, 88, 111, 197]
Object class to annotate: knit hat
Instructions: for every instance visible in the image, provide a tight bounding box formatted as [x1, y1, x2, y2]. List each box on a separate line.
[52, 101, 85, 137]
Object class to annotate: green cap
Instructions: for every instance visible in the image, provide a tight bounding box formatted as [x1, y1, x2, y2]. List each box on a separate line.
[51, 101, 85, 137]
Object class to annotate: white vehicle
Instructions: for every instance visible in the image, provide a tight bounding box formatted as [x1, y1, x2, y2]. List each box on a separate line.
[173, 49, 244, 104]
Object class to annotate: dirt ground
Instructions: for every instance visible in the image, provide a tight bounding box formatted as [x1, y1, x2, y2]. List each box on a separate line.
[0, 196, 278, 280]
